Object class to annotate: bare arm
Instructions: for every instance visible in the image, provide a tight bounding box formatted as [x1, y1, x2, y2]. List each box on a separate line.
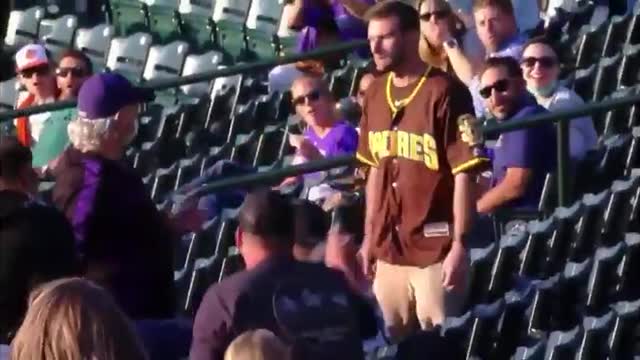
[453, 172, 475, 245]
[477, 167, 532, 214]
[444, 45, 479, 86]
[363, 166, 378, 245]
[336, 0, 374, 18]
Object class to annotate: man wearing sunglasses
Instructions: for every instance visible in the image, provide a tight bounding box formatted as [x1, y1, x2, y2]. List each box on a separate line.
[14, 44, 58, 148]
[32, 49, 92, 170]
[358, 1, 489, 341]
[476, 56, 556, 214]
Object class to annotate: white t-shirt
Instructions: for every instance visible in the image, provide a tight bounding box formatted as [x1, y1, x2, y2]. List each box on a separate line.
[535, 86, 598, 161]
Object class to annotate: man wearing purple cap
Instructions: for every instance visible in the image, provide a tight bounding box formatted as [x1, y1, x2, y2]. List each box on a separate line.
[52, 73, 200, 319]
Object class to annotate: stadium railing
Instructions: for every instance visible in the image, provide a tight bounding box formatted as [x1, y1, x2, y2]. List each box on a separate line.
[3, 38, 640, 208]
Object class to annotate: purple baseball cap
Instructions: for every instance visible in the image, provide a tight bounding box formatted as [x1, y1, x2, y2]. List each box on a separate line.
[77, 73, 155, 120]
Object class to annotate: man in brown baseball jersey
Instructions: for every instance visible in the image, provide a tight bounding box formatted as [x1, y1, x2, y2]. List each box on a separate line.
[357, 1, 489, 341]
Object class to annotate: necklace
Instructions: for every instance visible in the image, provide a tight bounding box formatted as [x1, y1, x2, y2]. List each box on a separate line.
[385, 66, 431, 114]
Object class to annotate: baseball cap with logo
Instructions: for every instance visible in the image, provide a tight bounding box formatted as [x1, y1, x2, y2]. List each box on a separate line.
[77, 73, 155, 120]
[15, 44, 49, 72]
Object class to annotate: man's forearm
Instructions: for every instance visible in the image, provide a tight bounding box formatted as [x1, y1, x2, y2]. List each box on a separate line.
[453, 173, 474, 245]
[444, 47, 477, 86]
[363, 167, 378, 245]
[476, 182, 522, 214]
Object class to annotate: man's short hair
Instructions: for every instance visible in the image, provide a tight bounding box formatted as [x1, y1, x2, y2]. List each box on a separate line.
[293, 199, 329, 249]
[364, 0, 420, 33]
[238, 189, 294, 246]
[480, 56, 522, 79]
[472, 0, 515, 16]
[0, 136, 32, 181]
[57, 49, 93, 74]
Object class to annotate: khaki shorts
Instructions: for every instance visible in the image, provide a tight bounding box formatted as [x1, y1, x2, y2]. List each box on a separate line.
[372, 260, 467, 341]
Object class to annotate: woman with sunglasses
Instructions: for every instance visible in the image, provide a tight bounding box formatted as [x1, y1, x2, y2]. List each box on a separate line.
[521, 36, 597, 161]
[417, 0, 484, 82]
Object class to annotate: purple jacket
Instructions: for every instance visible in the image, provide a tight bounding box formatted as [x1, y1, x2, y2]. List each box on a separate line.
[52, 148, 175, 319]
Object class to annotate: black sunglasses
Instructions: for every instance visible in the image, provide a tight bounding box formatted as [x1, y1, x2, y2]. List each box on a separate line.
[419, 10, 450, 22]
[521, 56, 557, 69]
[56, 67, 86, 78]
[479, 78, 510, 99]
[20, 65, 51, 79]
[292, 89, 322, 106]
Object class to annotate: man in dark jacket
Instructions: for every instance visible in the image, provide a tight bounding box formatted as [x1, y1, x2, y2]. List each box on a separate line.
[0, 136, 78, 343]
[52, 73, 202, 319]
[190, 189, 377, 360]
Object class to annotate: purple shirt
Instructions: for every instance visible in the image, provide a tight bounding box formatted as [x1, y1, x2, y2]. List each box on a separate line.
[303, 120, 358, 157]
[492, 97, 556, 209]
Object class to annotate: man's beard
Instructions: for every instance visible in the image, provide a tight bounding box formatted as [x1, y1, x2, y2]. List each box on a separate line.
[377, 52, 403, 73]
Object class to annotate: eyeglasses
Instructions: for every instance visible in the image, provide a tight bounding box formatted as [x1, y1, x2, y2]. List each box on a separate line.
[56, 67, 86, 78]
[20, 65, 51, 79]
[521, 56, 557, 69]
[479, 78, 510, 99]
[292, 89, 322, 106]
[419, 10, 450, 22]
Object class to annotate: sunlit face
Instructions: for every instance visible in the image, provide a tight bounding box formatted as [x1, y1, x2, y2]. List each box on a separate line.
[56, 56, 90, 99]
[521, 43, 560, 89]
[18, 64, 56, 101]
[480, 65, 524, 120]
[291, 78, 334, 128]
[474, 6, 515, 53]
[368, 17, 404, 73]
[419, 1, 452, 47]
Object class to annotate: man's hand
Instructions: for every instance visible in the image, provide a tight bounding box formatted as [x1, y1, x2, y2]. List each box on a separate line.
[441, 241, 469, 291]
[356, 239, 376, 280]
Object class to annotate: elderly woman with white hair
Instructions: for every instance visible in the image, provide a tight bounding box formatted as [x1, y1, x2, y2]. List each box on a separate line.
[51, 73, 204, 320]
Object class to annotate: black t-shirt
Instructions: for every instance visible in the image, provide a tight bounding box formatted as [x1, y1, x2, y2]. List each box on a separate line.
[0, 190, 79, 343]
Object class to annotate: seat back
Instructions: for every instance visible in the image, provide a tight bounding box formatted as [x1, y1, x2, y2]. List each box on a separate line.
[4, 7, 45, 48]
[213, 0, 251, 23]
[74, 24, 115, 71]
[106, 32, 153, 83]
[246, 0, 284, 34]
[180, 51, 224, 98]
[0, 78, 19, 111]
[39, 15, 79, 60]
[143, 40, 190, 81]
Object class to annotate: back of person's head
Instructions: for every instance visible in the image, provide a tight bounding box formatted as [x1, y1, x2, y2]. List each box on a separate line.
[10, 278, 148, 360]
[364, 0, 420, 33]
[472, 0, 515, 16]
[238, 189, 295, 249]
[0, 136, 37, 194]
[224, 329, 291, 360]
[292, 199, 329, 262]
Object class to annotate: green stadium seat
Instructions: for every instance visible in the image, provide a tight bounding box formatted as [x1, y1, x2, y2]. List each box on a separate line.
[106, 32, 153, 83]
[573, 22, 607, 69]
[179, 2, 216, 52]
[4, 6, 45, 49]
[213, 0, 251, 61]
[109, 0, 149, 36]
[144, 0, 182, 43]
[591, 53, 622, 102]
[179, 50, 224, 100]
[245, 0, 283, 60]
[204, 72, 243, 131]
[39, 14, 78, 60]
[143, 40, 190, 104]
[74, 24, 115, 72]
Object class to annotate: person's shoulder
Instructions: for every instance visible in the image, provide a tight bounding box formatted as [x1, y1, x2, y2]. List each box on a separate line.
[550, 86, 585, 107]
[426, 68, 468, 94]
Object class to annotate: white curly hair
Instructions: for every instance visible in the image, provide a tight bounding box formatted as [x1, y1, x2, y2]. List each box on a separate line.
[67, 115, 115, 153]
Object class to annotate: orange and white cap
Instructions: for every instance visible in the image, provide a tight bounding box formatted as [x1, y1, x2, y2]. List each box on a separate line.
[15, 44, 49, 72]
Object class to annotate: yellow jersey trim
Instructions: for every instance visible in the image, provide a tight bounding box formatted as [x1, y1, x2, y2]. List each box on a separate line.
[451, 157, 490, 175]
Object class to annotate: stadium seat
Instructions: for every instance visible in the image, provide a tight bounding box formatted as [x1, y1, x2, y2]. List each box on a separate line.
[179, 50, 223, 99]
[175, 153, 203, 189]
[229, 130, 261, 166]
[602, 13, 630, 57]
[572, 63, 597, 102]
[144, 0, 182, 43]
[493, 285, 537, 358]
[465, 243, 497, 307]
[106, 32, 153, 83]
[38, 14, 78, 60]
[526, 274, 560, 336]
[618, 233, 640, 301]
[212, 0, 251, 61]
[151, 163, 179, 201]
[586, 242, 624, 313]
[597, 134, 632, 188]
[218, 248, 245, 281]
[608, 298, 640, 357]
[0, 78, 19, 111]
[143, 40, 190, 104]
[543, 326, 582, 359]
[213, 207, 239, 257]
[554, 258, 592, 330]
[179, 1, 216, 52]
[513, 339, 546, 360]
[442, 300, 503, 359]
[573, 22, 607, 69]
[204, 72, 243, 131]
[591, 53, 622, 102]
[74, 24, 115, 72]
[600, 177, 639, 246]
[576, 311, 615, 359]
[108, 0, 149, 36]
[616, 43, 640, 89]
[254, 123, 287, 167]
[519, 217, 555, 279]
[186, 254, 224, 313]
[245, 0, 283, 60]
[625, 1, 640, 46]
[4, 6, 45, 48]
[602, 86, 639, 135]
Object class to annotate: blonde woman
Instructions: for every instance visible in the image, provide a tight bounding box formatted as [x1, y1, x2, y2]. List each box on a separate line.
[10, 278, 148, 360]
[224, 329, 291, 360]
